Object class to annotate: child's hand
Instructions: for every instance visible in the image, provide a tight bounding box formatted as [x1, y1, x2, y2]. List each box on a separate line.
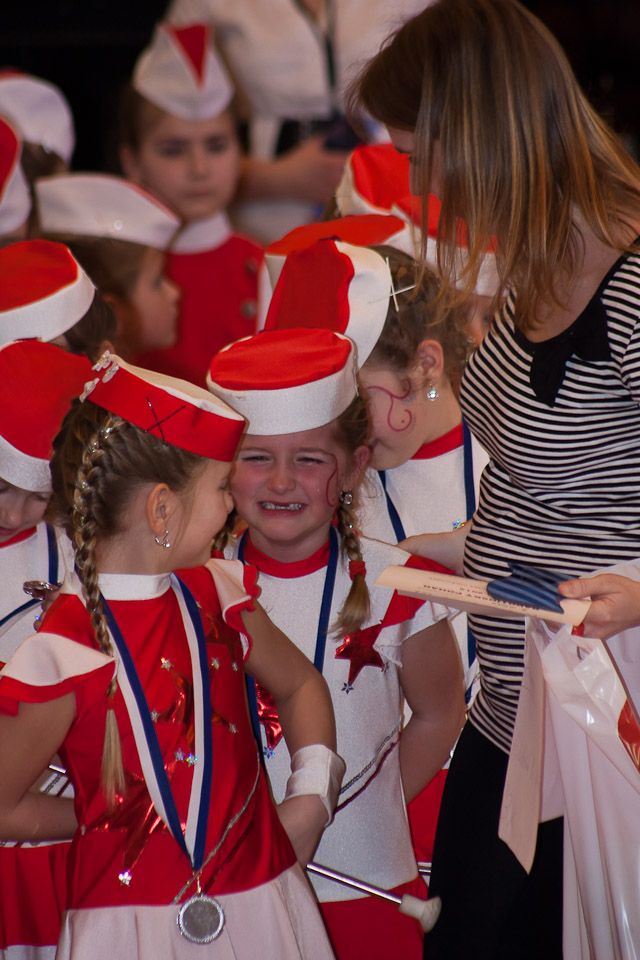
[559, 573, 640, 639]
[400, 525, 470, 574]
[275, 136, 349, 203]
[276, 794, 327, 866]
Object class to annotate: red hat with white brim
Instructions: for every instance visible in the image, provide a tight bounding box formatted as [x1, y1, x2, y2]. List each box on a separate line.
[36, 173, 180, 249]
[0, 70, 75, 164]
[0, 118, 30, 235]
[0, 239, 95, 346]
[336, 143, 500, 297]
[82, 353, 245, 461]
[207, 328, 357, 435]
[265, 224, 396, 367]
[0, 340, 92, 492]
[133, 22, 233, 121]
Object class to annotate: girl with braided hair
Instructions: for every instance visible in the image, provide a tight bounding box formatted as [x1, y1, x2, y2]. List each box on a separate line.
[0, 353, 343, 959]
[208, 328, 465, 960]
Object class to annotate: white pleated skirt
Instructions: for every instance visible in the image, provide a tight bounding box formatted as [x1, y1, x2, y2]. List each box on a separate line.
[56, 865, 334, 959]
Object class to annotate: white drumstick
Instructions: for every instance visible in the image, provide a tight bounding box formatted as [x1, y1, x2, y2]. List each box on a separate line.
[307, 861, 442, 932]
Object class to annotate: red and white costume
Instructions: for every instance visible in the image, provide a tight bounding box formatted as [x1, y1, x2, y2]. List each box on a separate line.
[0, 560, 334, 960]
[136, 213, 265, 386]
[227, 532, 450, 958]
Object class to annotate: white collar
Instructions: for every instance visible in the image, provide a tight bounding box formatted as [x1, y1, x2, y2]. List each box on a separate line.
[171, 212, 232, 254]
[97, 572, 172, 601]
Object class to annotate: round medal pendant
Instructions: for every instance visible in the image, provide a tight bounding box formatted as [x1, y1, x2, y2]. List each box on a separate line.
[177, 893, 225, 944]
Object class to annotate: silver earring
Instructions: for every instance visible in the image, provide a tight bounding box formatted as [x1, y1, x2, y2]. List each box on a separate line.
[154, 529, 171, 549]
[426, 384, 439, 401]
[340, 490, 353, 507]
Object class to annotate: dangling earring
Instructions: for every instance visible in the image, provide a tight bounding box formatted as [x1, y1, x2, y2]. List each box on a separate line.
[154, 528, 171, 549]
[426, 384, 439, 401]
[340, 490, 354, 507]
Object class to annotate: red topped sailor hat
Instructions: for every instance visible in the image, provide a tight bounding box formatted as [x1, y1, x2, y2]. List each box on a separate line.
[207, 328, 357, 435]
[36, 173, 180, 249]
[0, 240, 95, 347]
[0, 340, 91, 492]
[82, 353, 245, 461]
[133, 22, 233, 121]
[336, 143, 500, 297]
[264, 224, 396, 367]
[0, 117, 30, 236]
[0, 70, 75, 165]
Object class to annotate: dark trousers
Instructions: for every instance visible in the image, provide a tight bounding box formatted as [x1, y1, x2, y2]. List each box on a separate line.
[424, 722, 563, 960]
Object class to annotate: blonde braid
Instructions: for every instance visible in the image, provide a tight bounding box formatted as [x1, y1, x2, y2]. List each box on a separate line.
[72, 415, 126, 807]
[333, 494, 370, 636]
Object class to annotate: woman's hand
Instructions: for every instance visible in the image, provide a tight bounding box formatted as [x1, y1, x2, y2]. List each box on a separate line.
[277, 794, 327, 866]
[559, 573, 640, 639]
[400, 523, 471, 574]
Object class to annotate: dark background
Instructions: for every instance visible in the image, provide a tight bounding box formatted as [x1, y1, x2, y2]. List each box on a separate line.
[1, 0, 638, 170]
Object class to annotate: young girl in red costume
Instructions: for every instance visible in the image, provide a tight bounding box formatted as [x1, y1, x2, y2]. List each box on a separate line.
[0, 353, 342, 958]
[0, 341, 92, 960]
[119, 22, 266, 385]
[208, 326, 465, 960]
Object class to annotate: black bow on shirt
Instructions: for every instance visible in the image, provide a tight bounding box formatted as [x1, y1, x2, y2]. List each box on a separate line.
[528, 297, 611, 406]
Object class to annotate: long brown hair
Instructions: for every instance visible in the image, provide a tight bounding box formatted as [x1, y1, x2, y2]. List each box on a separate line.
[350, 0, 640, 329]
[50, 399, 205, 806]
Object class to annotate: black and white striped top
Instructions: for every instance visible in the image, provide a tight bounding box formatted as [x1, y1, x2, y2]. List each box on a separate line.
[461, 249, 640, 753]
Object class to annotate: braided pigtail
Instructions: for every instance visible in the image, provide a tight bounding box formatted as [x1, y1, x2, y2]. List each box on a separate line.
[333, 491, 370, 636]
[212, 509, 237, 556]
[72, 414, 126, 808]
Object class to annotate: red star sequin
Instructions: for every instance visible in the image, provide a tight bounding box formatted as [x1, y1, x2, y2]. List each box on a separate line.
[335, 623, 384, 686]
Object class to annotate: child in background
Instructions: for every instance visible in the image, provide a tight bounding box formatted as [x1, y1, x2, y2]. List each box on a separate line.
[0, 239, 115, 360]
[0, 117, 31, 244]
[36, 172, 180, 359]
[0, 340, 92, 960]
[0, 353, 341, 959]
[119, 22, 265, 385]
[208, 326, 465, 960]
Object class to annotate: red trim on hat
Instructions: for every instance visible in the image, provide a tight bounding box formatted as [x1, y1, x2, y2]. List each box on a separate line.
[0, 240, 80, 311]
[168, 24, 208, 85]
[266, 239, 354, 335]
[267, 214, 406, 256]
[411, 423, 463, 459]
[210, 328, 352, 390]
[0, 119, 19, 198]
[87, 359, 244, 461]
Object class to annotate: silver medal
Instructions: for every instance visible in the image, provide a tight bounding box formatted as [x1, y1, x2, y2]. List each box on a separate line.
[177, 893, 225, 944]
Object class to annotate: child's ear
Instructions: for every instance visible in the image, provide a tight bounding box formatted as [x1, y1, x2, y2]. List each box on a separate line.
[415, 338, 445, 385]
[146, 483, 173, 537]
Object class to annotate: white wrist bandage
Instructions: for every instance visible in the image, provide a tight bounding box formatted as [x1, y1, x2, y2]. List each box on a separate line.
[284, 744, 346, 826]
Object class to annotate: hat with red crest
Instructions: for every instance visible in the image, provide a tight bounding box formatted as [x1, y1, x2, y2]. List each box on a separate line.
[82, 352, 245, 461]
[0, 340, 91, 492]
[133, 22, 233, 120]
[207, 328, 357, 435]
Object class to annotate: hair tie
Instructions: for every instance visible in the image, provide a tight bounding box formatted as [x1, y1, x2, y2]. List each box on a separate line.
[348, 559, 367, 580]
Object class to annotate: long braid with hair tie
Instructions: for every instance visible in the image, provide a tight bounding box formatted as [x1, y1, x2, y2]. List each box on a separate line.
[334, 493, 370, 636]
[72, 413, 126, 806]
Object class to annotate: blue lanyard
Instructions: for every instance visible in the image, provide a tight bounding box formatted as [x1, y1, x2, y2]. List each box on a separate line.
[378, 421, 477, 542]
[1, 523, 59, 629]
[100, 577, 212, 872]
[239, 527, 340, 749]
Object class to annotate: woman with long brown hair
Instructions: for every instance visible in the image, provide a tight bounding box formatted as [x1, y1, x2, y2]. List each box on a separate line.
[351, 1, 640, 957]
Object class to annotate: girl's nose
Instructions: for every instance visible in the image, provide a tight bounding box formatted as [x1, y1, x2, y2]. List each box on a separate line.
[267, 462, 296, 493]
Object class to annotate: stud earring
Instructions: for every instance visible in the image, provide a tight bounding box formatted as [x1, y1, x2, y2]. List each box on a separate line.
[340, 490, 354, 507]
[154, 529, 171, 549]
[426, 384, 439, 401]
